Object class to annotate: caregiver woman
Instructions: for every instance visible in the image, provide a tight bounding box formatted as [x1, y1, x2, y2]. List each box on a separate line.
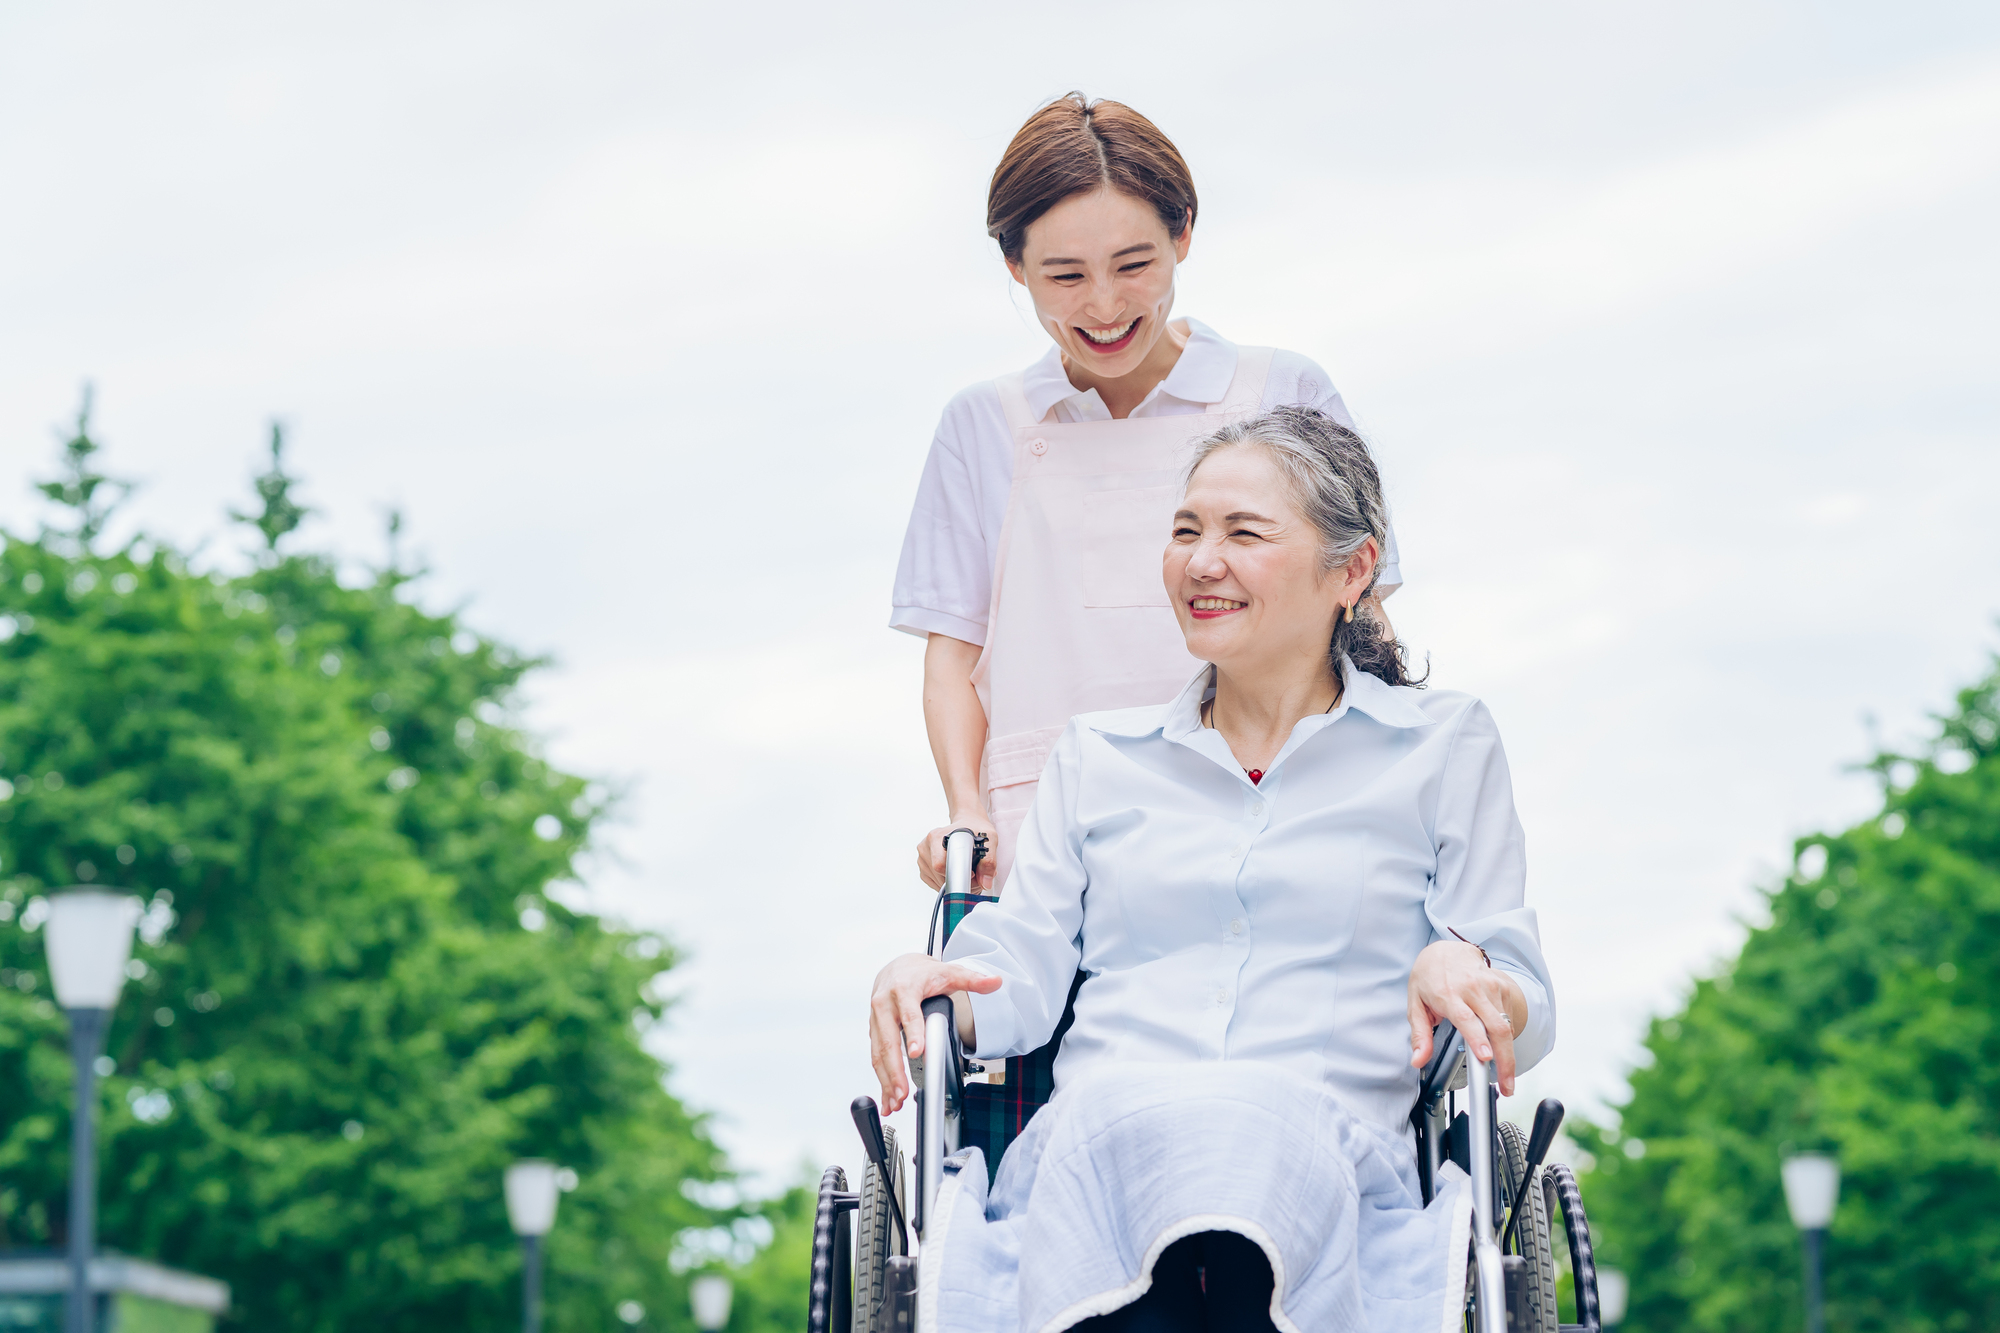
[892, 93, 1402, 892]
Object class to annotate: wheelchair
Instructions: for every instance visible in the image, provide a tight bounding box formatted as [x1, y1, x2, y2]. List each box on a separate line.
[809, 830, 1609, 1333]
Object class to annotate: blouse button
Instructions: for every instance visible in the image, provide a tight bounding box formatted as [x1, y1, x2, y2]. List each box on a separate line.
[1230, 918, 1245, 935]
[1251, 801, 1265, 816]
[1214, 987, 1229, 1005]
[1028, 437, 1049, 456]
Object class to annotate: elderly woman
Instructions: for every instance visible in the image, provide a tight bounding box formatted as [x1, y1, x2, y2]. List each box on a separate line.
[868, 407, 1554, 1333]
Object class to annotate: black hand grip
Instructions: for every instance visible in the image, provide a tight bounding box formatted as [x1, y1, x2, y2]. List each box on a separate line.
[1500, 1098, 1567, 1257]
[852, 1096, 892, 1173]
[921, 994, 954, 1024]
[850, 1096, 908, 1250]
[1524, 1098, 1565, 1178]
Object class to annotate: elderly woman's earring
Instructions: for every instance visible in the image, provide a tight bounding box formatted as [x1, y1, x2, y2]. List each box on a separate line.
[1344, 602, 1355, 624]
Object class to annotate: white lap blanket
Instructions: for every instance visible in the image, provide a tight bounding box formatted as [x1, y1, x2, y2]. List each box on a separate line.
[918, 1062, 1472, 1333]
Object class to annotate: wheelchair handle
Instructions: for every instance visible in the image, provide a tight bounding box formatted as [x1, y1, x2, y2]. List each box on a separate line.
[928, 828, 989, 959]
[943, 827, 988, 897]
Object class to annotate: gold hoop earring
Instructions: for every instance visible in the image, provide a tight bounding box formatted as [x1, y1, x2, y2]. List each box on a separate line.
[1344, 602, 1355, 623]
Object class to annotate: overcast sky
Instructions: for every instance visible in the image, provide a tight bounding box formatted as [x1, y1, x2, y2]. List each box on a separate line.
[4, 2, 1998, 1190]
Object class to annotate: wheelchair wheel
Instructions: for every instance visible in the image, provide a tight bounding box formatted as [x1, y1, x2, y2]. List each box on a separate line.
[1542, 1163, 1604, 1330]
[808, 1165, 854, 1333]
[1498, 1121, 1559, 1333]
[854, 1126, 907, 1333]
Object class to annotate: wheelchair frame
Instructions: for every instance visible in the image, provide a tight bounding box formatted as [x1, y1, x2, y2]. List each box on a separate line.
[810, 830, 1606, 1333]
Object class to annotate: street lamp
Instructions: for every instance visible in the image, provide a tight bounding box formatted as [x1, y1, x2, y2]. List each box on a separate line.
[1782, 1153, 1840, 1333]
[690, 1274, 732, 1331]
[43, 889, 142, 1333]
[505, 1160, 561, 1333]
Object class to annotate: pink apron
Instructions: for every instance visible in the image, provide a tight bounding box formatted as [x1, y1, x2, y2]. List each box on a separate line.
[972, 347, 1274, 889]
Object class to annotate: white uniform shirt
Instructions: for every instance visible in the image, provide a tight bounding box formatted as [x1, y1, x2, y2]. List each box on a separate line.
[943, 665, 1554, 1136]
[890, 320, 1403, 645]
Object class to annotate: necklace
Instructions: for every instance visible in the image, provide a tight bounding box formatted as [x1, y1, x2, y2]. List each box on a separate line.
[1202, 693, 1339, 785]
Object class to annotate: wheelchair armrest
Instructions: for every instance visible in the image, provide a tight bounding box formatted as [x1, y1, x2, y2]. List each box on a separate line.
[913, 994, 966, 1238]
[906, 998, 968, 1098]
[920, 995, 966, 1107]
[1417, 1020, 1468, 1111]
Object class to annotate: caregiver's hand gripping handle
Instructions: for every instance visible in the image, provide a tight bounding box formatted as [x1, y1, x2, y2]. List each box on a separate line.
[1406, 938, 1529, 1096]
[918, 814, 997, 893]
[869, 953, 999, 1114]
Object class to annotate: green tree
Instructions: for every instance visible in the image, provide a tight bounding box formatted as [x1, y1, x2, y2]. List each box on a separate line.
[35, 385, 129, 549]
[1574, 657, 2000, 1331]
[0, 424, 790, 1331]
[717, 1177, 816, 1331]
[228, 423, 311, 552]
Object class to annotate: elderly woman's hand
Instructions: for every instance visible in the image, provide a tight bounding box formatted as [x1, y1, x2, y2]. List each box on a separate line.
[1407, 940, 1530, 1096]
[869, 952, 1002, 1114]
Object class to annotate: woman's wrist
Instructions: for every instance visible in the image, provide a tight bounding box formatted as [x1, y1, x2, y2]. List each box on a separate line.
[1496, 971, 1529, 1039]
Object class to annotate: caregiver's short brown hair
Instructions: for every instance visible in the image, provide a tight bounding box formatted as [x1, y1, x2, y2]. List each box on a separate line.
[986, 93, 1197, 265]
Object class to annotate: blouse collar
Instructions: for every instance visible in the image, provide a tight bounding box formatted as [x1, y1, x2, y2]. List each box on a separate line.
[1092, 660, 1436, 746]
[1020, 319, 1238, 423]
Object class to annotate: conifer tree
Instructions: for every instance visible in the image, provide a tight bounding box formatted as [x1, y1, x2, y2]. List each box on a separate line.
[0, 418, 801, 1331]
[229, 423, 310, 551]
[34, 385, 129, 550]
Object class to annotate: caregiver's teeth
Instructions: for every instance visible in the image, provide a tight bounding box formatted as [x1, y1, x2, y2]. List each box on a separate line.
[1084, 320, 1136, 344]
[1193, 598, 1246, 610]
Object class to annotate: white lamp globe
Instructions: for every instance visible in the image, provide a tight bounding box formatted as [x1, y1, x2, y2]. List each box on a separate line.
[690, 1273, 733, 1331]
[505, 1160, 562, 1237]
[1596, 1268, 1629, 1325]
[44, 890, 142, 1010]
[1781, 1153, 1841, 1230]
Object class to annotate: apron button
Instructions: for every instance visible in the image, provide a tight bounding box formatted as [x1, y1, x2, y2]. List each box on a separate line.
[1028, 437, 1048, 456]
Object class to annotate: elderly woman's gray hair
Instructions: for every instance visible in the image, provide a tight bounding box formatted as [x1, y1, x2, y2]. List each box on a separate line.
[1185, 405, 1423, 689]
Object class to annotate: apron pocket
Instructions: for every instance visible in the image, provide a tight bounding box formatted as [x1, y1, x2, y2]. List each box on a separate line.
[1081, 485, 1177, 608]
[984, 725, 1066, 790]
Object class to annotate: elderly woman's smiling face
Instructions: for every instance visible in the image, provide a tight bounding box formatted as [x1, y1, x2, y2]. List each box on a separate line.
[1165, 445, 1375, 678]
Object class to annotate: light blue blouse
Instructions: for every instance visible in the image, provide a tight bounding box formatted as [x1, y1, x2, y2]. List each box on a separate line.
[946, 663, 1556, 1135]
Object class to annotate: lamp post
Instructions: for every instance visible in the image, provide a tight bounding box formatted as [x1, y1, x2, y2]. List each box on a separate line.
[690, 1274, 732, 1332]
[1782, 1153, 1840, 1333]
[43, 890, 142, 1333]
[505, 1160, 561, 1333]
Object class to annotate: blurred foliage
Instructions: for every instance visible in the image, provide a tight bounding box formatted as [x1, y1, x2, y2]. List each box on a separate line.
[0, 407, 800, 1332]
[227, 424, 309, 552]
[1574, 655, 2000, 1331]
[721, 1177, 815, 1331]
[34, 385, 128, 549]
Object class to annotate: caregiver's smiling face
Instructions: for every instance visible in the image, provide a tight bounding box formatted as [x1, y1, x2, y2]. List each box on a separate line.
[1008, 186, 1189, 379]
[1166, 446, 1362, 676]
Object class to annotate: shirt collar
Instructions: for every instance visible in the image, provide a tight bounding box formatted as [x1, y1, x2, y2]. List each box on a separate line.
[1086, 660, 1435, 744]
[1337, 666, 1437, 730]
[1020, 319, 1239, 423]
